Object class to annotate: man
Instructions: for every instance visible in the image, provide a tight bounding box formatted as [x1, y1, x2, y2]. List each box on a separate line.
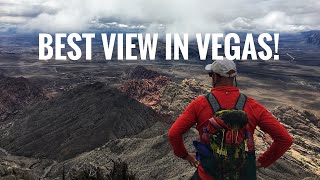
[168, 60, 293, 180]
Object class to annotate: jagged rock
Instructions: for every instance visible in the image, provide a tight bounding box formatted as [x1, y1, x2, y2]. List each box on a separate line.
[61, 160, 136, 180]
[0, 165, 6, 176]
[270, 106, 320, 176]
[119, 76, 171, 106]
[119, 66, 172, 107]
[46, 122, 197, 180]
[0, 153, 54, 179]
[154, 79, 210, 121]
[0, 75, 42, 122]
[120, 67, 210, 122]
[303, 110, 320, 128]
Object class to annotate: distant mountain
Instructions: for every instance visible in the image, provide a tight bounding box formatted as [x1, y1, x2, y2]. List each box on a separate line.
[303, 30, 320, 47]
[0, 82, 161, 161]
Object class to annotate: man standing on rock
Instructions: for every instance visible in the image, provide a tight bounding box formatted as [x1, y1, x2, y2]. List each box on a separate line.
[168, 60, 293, 180]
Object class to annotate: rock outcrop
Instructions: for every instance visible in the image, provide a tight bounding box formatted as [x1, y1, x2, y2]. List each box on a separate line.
[0, 153, 54, 180]
[154, 79, 210, 121]
[119, 76, 171, 106]
[119, 66, 171, 106]
[55, 159, 136, 180]
[270, 106, 320, 176]
[45, 122, 196, 180]
[120, 67, 210, 121]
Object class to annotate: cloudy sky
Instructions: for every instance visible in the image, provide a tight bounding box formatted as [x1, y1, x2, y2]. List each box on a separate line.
[0, 0, 319, 33]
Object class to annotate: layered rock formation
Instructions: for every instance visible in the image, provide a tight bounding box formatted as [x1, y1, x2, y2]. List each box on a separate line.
[119, 76, 171, 106]
[119, 66, 171, 106]
[119, 65, 210, 121]
[271, 106, 320, 176]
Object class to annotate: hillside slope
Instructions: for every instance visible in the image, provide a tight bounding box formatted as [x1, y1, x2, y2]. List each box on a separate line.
[0, 82, 161, 161]
[0, 75, 42, 122]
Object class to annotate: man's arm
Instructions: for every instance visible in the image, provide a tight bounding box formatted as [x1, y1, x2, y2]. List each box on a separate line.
[168, 98, 199, 158]
[255, 103, 293, 167]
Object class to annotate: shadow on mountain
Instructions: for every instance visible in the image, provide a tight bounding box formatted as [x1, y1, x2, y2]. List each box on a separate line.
[0, 82, 161, 161]
[0, 74, 42, 122]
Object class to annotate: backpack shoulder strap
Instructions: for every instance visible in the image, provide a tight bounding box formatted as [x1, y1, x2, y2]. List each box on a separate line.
[205, 93, 221, 113]
[234, 93, 247, 110]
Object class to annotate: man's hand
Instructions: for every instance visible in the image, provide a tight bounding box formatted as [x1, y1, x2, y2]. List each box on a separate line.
[183, 153, 199, 168]
[256, 159, 262, 168]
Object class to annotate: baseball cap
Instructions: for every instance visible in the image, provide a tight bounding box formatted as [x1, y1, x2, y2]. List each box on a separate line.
[205, 59, 237, 77]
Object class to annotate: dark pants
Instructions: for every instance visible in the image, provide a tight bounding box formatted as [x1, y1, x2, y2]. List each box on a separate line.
[190, 170, 201, 180]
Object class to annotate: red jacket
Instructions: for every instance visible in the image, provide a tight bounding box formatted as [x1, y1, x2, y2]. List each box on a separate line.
[168, 86, 293, 180]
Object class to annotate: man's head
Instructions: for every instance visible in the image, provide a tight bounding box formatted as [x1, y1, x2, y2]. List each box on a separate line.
[205, 60, 237, 87]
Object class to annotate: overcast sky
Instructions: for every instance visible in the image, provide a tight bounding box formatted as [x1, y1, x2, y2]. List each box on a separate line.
[0, 0, 319, 33]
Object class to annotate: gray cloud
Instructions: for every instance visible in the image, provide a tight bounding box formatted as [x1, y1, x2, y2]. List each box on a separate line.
[0, 0, 319, 33]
